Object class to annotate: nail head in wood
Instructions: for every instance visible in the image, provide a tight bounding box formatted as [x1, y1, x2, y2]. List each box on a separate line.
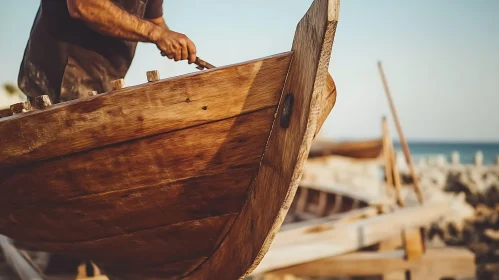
[88, 91, 98, 96]
[280, 93, 294, 128]
[33, 95, 52, 109]
[146, 70, 160, 82]
[111, 79, 125, 90]
[10, 101, 32, 114]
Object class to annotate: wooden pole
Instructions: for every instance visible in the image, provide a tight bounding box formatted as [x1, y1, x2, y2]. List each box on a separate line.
[378, 61, 424, 204]
[382, 117, 403, 207]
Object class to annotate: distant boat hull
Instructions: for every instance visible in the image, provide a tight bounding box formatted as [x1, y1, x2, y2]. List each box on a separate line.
[309, 139, 384, 159]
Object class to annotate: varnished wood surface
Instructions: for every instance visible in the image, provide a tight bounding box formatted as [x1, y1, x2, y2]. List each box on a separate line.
[0, 108, 13, 118]
[0, 108, 274, 212]
[186, 1, 340, 279]
[0, 53, 291, 168]
[315, 73, 337, 138]
[0, 106, 276, 277]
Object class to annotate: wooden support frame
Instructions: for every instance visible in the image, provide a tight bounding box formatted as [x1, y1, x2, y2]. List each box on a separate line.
[250, 201, 451, 275]
[262, 247, 476, 279]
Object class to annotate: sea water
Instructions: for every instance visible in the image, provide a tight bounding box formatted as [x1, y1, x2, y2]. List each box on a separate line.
[393, 142, 499, 165]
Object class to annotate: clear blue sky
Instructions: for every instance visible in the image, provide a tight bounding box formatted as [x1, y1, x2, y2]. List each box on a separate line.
[0, 0, 498, 142]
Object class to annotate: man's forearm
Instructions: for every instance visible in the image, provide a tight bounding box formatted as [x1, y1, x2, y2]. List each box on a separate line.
[67, 0, 162, 43]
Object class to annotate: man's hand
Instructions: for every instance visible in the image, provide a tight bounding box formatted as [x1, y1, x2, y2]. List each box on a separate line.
[153, 30, 197, 64]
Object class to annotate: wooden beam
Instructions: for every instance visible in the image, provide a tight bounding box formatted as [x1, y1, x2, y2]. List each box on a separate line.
[250, 201, 451, 275]
[378, 61, 424, 204]
[279, 206, 379, 232]
[300, 178, 386, 204]
[265, 247, 475, 278]
[0, 53, 291, 169]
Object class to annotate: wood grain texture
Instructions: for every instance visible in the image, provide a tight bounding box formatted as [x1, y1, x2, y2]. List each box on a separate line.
[0, 108, 12, 118]
[251, 202, 452, 275]
[315, 73, 337, 138]
[34, 214, 236, 279]
[0, 108, 274, 211]
[186, 1, 340, 279]
[309, 138, 383, 159]
[265, 247, 475, 278]
[0, 100, 279, 278]
[0, 53, 291, 168]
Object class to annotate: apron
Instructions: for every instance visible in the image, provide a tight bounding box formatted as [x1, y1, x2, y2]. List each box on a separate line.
[18, 0, 149, 103]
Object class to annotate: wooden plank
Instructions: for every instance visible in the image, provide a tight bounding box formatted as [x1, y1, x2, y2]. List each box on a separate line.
[299, 179, 384, 204]
[278, 206, 379, 235]
[0, 108, 12, 118]
[186, 1, 340, 279]
[265, 247, 475, 278]
[27, 214, 236, 277]
[103, 258, 206, 280]
[0, 108, 274, 210]
[378, 62, 424, 204]
[383, 118, 425, 262]
[314, 73, 337, 138]
[1, 165, 253, 243]
[250, 201, 452, 275]
[0, 53, 291, 168]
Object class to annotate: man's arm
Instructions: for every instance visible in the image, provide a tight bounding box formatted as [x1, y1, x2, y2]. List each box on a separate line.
[147, 16, 169, 31]
[66, 0, 196, 63]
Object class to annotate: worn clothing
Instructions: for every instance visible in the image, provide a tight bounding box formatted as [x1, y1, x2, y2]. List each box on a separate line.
[18, 0, 163, 103]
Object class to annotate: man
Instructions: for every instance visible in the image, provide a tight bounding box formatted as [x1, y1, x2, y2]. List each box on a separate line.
[18, 0, 197, 103]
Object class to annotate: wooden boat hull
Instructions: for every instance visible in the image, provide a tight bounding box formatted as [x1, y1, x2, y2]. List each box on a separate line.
[309, 138, 384, 159]
[0, 1, 340, 279]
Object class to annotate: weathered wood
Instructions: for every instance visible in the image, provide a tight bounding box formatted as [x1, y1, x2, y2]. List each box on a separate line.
[378, 61, 424, 204]
[299, 179, 382, 204]
[251, 201, 451, 275]
[146, 70, 160, 82]
[279, 206, 379, 233]
[187, 1, 340, 279]
[314, 73, 337, 138]
[29, 214, 235, 276]
[331, 194, 343, 214]
[0, 1, 342, 279]
[32, 95, 52, 109]
[295, 188, 309, 214]
[0, 53, 291, 168]
[10, 101, 32, 115]
[309, 138, 383, 159]
[382, 117, 394, 191]
[110, 79, 125, 90]
[264, 247, 475, 278]
[383, 119, 425, 261]
[0, 108, 12, 118]
[315, 192, 328, 216]
[0, 108, 273, 211]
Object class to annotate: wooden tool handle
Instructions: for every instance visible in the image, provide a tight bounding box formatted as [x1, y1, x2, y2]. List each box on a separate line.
[160, 51, 215, 70]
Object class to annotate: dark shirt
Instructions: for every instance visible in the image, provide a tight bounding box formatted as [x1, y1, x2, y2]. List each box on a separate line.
[18, 0, 163, 103]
